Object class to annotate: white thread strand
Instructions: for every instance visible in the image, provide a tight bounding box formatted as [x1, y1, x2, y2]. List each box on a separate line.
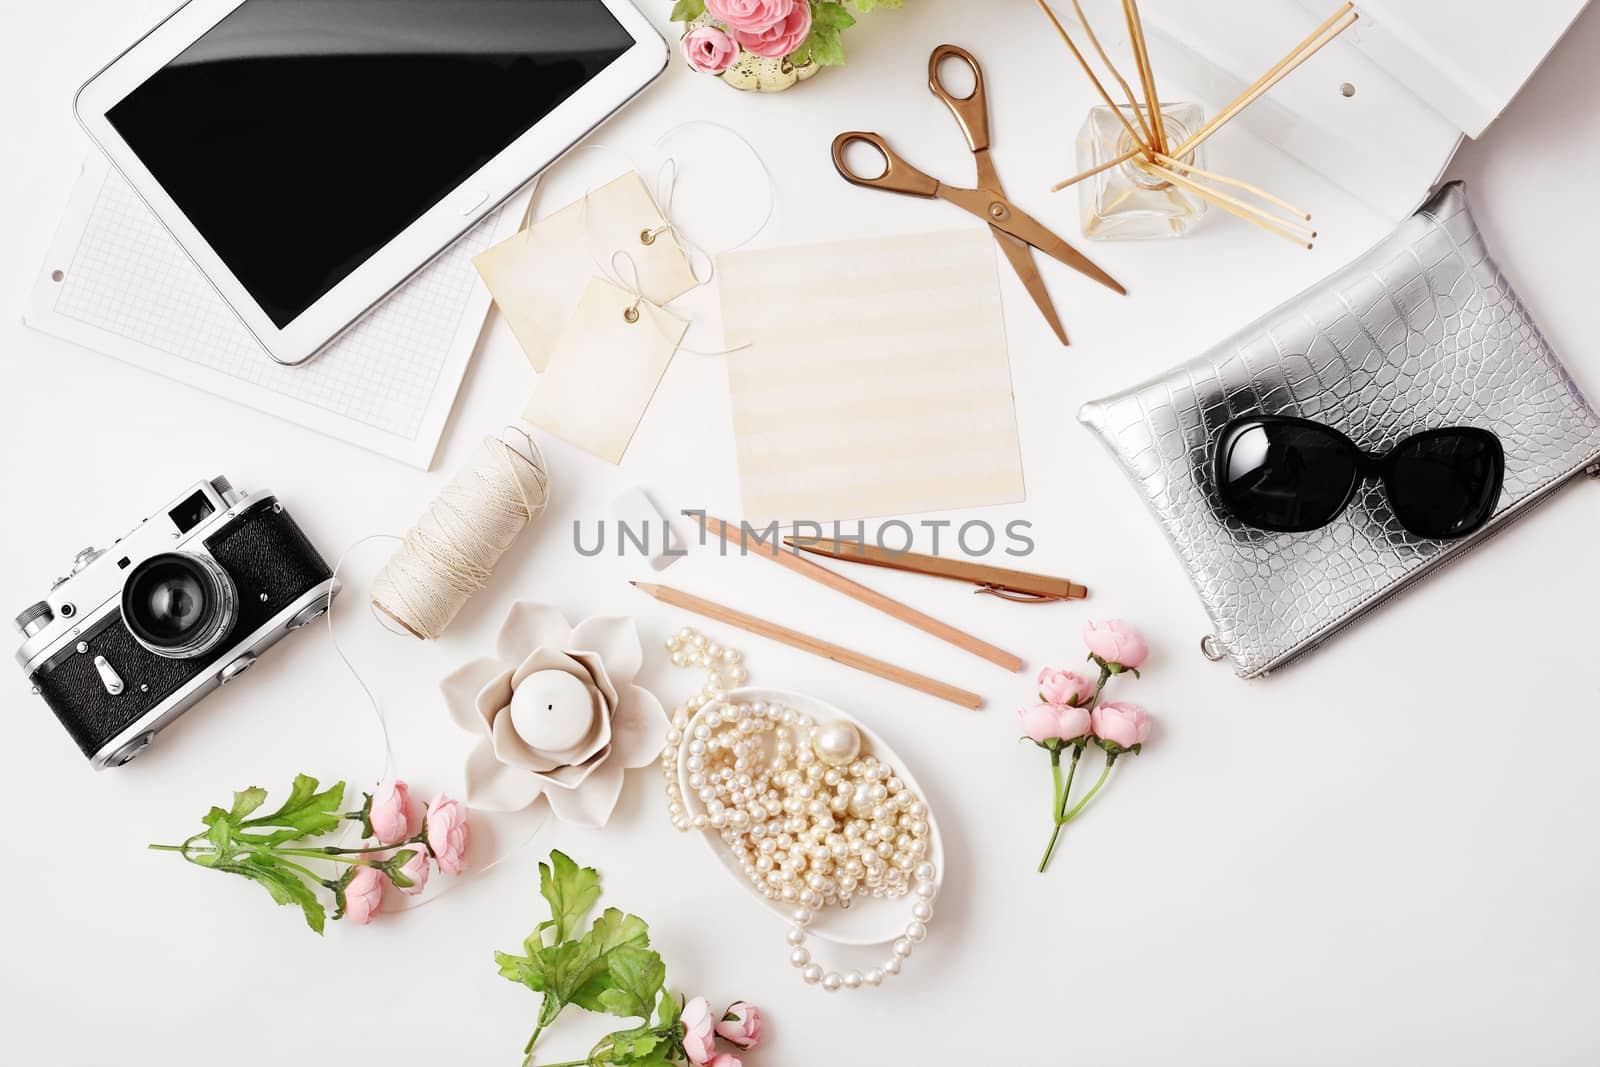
[370, 427, 550, 640]
[558, 125, 776, 357]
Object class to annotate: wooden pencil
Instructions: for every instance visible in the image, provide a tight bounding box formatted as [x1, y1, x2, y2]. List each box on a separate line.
[630, 582, 984, 710]
[697, 515, 1023, 672]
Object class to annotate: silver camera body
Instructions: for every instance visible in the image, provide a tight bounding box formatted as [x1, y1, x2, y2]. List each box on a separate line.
[15, 477, 336, 768]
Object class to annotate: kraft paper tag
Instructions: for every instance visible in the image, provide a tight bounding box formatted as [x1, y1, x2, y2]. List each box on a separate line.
[474, 172, 697, 372]
[523, 278, 689, 464]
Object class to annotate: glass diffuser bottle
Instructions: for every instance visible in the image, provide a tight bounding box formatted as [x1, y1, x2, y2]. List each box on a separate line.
[1076, 102, 1208, 240]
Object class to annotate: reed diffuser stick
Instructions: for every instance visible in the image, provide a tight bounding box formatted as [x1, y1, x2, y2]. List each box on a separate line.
[1142, 162, 1314, 248]
[1121, 0, 1167, 153]
[1035, 0, 1152, 157]
[1068, 0, 1156, 149]
[1142, 160, 1314, 235]
[1050, 146, 1145, 192]
[1152, 153, 1311, 220]
[1172, 5, 1357, 158]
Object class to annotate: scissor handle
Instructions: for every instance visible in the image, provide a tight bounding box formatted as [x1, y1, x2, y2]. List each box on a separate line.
[928, 44, 990, 154]
[830, 132, 940, 198]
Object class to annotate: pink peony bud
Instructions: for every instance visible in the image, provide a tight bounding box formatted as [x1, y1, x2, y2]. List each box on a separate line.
[681, 996, 717, 1065]
[369, 779, 412, 845]
[424, 794, 469, 876]
[681, 26, 739, 74]
[393, 847, 430, 896]
[1082, 619, 1150, 671]
[708, 1055, 743, 1067]
[1017, 703, 1092, 744]
[1037, 667, 1097, 707]
[1090, 701, 1153, 750]
[705, 0, 794, 34]
[344, 865, 385, 925]
[715, 1001, 762, 1049]
[732, 0, 811, 58]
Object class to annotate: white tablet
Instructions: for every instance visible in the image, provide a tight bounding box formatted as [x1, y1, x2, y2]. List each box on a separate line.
[75, 0, 667, 366]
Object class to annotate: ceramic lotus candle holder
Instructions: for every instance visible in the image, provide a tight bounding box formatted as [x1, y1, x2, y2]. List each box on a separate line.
[442, 602, 665, 827]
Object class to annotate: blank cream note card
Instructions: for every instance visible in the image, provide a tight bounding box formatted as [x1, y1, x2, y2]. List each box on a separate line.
[718, 229, 1024, 522]
[524, 278, 688, 463]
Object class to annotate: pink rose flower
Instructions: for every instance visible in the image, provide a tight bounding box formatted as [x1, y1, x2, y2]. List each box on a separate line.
[733, 1, 811, 59]
[1091, 701, 1153, 750]
[681, 26, 739, 74]
[715, 1001, 762, 1049]
[345, 865, 384, 925]
[1037, 668, 1096, 707]
[393, 846, 430, 896]
[425, 794, 469, 876]
[681, 996, 717, 1066]
[708, 1056, 743, 1067]
[1017, 703, 1092, 743]
[705, 0, 794, 34]
[369, 779, 412, 845]
[1082, 619, 1150, 670]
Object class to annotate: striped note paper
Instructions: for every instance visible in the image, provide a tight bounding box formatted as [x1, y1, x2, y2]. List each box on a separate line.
[718, 229, 1025, 522]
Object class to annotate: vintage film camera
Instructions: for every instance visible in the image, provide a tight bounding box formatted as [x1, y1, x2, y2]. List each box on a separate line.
[14, 477, 335, 768]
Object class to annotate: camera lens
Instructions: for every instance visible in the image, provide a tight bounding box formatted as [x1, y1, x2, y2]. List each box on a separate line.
[121, 553, 237, 659]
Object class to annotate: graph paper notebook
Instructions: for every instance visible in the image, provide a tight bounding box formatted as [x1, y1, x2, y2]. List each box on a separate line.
[25, 155, 531, 468]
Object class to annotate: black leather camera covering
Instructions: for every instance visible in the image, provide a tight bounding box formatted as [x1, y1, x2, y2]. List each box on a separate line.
[30, 497, 332, 758]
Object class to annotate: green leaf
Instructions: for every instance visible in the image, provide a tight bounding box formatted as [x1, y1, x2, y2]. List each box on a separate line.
[814, 1, 857, 29]
[495, 949, 548, 990]
[670, 0, 705, 20]
[239, 774, 346, 845]
[229, 787, 268, 820]
[201, 806, 235, 853]
[570, 909, 652, 1012]
[596, 946, 666, 1021]
[654, 989, 680, 1030]
[385, 849, 419, 889]
[225, 854, 327, 933]
[540, 850, 601, 945]
[606, 1025, 663, 1064]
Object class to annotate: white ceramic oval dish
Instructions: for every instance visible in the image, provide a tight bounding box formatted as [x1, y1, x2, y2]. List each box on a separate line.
[677, 687, 946, 946]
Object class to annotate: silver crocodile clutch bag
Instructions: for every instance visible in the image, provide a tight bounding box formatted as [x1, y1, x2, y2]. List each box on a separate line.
[1080, 182, 1600, 677]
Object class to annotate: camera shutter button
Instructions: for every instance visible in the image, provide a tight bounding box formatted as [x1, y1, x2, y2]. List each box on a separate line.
[219, 652, 257, 686]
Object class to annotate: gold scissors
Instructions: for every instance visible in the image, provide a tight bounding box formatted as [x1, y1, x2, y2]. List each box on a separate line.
[831, 44, 1125, 346]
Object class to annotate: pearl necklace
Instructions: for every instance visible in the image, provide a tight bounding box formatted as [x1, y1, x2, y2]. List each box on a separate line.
[660, 627, 938, 991]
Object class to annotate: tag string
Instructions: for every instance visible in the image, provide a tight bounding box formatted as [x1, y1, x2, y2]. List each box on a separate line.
[544, 122, 777, 357]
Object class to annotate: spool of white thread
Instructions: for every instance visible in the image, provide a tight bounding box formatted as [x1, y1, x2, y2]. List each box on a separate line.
[370, 426, 550, 639]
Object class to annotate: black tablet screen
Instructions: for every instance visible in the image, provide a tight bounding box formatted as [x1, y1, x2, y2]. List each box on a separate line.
[107, 0, 632, 327]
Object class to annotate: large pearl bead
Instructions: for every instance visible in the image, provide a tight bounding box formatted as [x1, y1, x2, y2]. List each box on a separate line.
[812, 720, 861, 767]
[847, 781, 876, 819]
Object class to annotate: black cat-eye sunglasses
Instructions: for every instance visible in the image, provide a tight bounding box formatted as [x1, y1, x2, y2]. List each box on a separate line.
[1213, 414, 1504, 540]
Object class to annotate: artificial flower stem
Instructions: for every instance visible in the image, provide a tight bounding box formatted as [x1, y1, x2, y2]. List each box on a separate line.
[1059, 751, 1118, 825]
[1038, 744, 1084, 873]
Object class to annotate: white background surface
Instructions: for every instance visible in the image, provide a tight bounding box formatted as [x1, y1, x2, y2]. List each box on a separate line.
[4, 1, 1599, 1064]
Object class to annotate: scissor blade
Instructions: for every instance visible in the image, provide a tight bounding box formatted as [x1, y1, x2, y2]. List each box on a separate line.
[940, 186, 1126, 296]
[997, 205, 1126, 296]
[991, 226, 1069, 346]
